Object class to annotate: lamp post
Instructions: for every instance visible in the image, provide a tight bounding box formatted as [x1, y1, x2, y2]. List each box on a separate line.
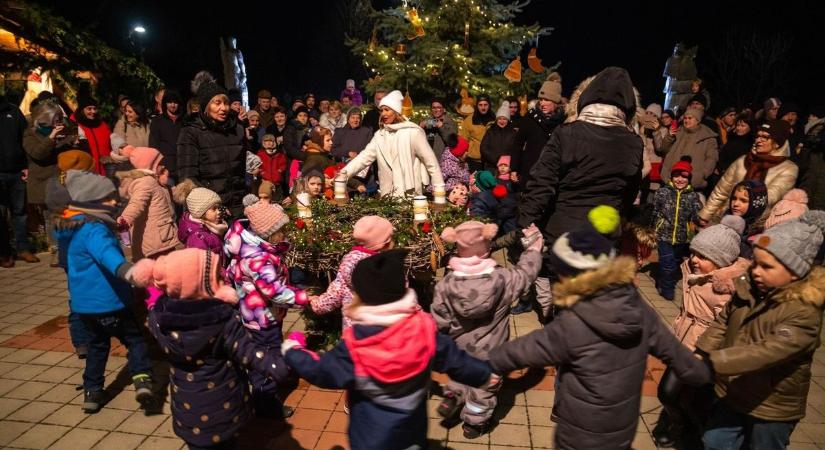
[128, 25, 147, 62]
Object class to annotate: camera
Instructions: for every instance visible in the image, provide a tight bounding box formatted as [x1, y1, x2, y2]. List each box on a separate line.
[424, 118, 439, 129]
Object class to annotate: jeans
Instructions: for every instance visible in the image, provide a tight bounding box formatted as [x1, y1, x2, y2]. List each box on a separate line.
[703, 400, 796, 450]
[656, 241, 690, 300]
[80, 309, 153, 391]
[68, 311, 93, 350]
[0, 172, 32, 256]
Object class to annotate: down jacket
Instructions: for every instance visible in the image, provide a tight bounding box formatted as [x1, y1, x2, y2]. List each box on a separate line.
[652, 183, 703, 244]
[489, 257, 713, 450]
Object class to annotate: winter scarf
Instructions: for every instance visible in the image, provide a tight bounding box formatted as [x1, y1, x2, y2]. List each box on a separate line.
[344, 288, 421, 327]
[577, 104, 628, 128]
[744, 151, 789, 181]
[447, 256, 498, 276]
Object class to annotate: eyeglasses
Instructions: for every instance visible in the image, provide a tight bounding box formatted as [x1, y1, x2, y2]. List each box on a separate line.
[755, 134, 772, 141]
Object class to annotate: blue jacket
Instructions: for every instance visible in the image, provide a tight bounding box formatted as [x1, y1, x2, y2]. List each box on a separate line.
[54, 213, 132, 314]
[285, 310, 492, 450]
[470, 183, 518, 234]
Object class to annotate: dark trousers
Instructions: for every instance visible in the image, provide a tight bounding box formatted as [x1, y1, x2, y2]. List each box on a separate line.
[79, 309, 152, 391]
[656, 241, 690, 299]
[0, 172, 32, 257]
[703, 400, 797, 450]
[657, 367, 714, 431]
[68, 311, 93, 350]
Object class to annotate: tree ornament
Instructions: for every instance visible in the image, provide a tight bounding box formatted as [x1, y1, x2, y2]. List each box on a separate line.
[519, 94, 528, 116]
[406, 7, 425, 40]
[395, 43, 407, 56]
[295, 218, 306, 230]
[527, 47, 546, 73]
[422, 220, 432, 233]
[463, 21, 470, 50]
[458, 88, 475, 116]
[402, 91, 413, 117]
[504, 57, 522, 83]
[368, 27, 378, 52]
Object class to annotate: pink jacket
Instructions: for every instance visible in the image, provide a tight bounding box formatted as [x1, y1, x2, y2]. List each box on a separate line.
[673, 258, 750, 350]
[117, 170, 180, 259]
[310, 247, 375, 330]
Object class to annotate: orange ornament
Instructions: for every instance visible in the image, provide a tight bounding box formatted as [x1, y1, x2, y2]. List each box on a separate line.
[504, 57, 522, 83]
[527, 47, 546, 74]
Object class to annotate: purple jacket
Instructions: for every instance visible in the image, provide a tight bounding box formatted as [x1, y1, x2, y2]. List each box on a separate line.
[178, 212, 225, 254]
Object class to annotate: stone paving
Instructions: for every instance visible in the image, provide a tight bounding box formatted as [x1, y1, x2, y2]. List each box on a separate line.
[1, 255, 824, 449]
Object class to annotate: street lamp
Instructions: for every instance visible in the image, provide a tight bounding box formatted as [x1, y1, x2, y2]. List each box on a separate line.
[133, 26, 146, 34]
[128, 25, 147, 62]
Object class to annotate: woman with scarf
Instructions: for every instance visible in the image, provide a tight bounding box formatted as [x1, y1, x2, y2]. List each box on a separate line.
[699, 119, 798, 226]
[459, 94, 495, 173]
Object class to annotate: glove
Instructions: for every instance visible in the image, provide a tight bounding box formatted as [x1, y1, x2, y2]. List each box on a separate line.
[485, 372, 503, 392]
[281, 331, 307, 354]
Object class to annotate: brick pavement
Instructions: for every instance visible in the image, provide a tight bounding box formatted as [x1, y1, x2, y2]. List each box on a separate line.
[1, 256, 824, 449]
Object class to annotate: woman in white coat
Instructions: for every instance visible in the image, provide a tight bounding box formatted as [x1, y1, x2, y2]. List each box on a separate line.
[341, 90, 444, 197]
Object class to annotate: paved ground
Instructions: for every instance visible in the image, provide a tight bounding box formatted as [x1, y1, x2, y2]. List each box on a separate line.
[1, 255, 824, 449]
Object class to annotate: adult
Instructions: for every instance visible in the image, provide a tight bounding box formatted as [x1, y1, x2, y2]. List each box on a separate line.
[340, 79, 363, 107]
[72, 93, 112, 176]
[517, 67, 643, 321]
[660, 107, 719, 191]
[0, 95, 35, 267]
[254, 89, 274, 129]
[511, 72, 564, 190]
[177, 74, 248, 216]
[319, 101, 346, 134]
[798, 107, 825, 209]
[112, 100, 150, 148]
[684, 93, 720, 137]
[760, 97, 782, 123]
[506, 95, 522, 128]
[459, 94, 495, 172]
[699, 119, 798, 225]
[640, 103, 664, 203]
[283, 106, 311, 165]
[305, 93, 319, 118]
[151, 87, 165, 118]
[341, 90, 444, 197]
[419, 97, 457, 161]
[148, 89, 183, 183]
[715, 107, 737, 146]
[716, 112, 754, 176]
[264, 107, 289, 154]
[362, 88, 387, 132]
[480, 101, 517, 171]
[780, 101, 805, 166]
[302, 128, 335, 174]
[332, 107, 373, 161]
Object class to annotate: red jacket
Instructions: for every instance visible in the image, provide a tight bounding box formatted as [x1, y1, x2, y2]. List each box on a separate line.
[257, 149, 287, 184]
[72, 113, 112, 176]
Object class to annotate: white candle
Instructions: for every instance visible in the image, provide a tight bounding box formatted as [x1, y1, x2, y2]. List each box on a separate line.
[433, 184, 446, 205]
[413, 195, 428, 222]
[334, 171, 348, 200]
[296, 193, 312, 218]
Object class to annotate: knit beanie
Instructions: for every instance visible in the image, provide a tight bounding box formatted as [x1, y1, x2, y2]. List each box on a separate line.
[753, 210, 825, 277]
[759, 120, 792, 147]
[688, 93, 708, 109]
[186, 187, 221, 219]
[497, 155, 511, 166]
[196, 79, 227, 114]
[121, 146, 163, 171]
[228, 88, 242, 105]
[765, 189, 809, 229]
[351, 249, 409, 305]
[257, 89, 272, 99]
[246, 110, 260, 120]
[76, 93, 97, 111]
[684, 106, 704, 122]
[646, 103, 662, 118]
[764, 97, 782, 111]
[441, 220, 498, 258]
[246, 152, 262, 173]
[244, 196, 289, 239]
[353, 216, 394, 251]
[474, 170, 497, 191]
[690, 215, 746, 268]
[671, 156, 693, 177]
[538, 72, 562, 102]
[131, 249, 238, 303]
[258, 180, 274, 199]
[65, 170, 116, 203]
[548, 205, 619, 277]
[57, 150, 94, 172]
[262, 133, 276, 142]
[379, 90, 404, 115]
[495, 100, 511, 120]
[731, 180, 768, 223]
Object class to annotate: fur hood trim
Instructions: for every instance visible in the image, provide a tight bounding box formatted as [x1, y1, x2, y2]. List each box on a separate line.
[115, 169, 154, 181]
[553, 256, 637, 307]
[774, 266, 825, 307]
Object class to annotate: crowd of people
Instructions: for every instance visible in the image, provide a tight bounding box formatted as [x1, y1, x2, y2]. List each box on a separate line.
[1, 64, 825, 450]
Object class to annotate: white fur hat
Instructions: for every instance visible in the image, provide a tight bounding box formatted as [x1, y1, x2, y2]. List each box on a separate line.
[495, 100, 511, 120]
[379, 90, 404, 115]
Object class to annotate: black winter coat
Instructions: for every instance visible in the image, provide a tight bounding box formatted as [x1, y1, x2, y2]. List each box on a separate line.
[489, 257, 712, 450]
[480, 123, 517, 170]
[282, 122, 310, 163]
[177, 114, 248, 216]
[331, 125, 373, 160]
[149, 296, 289, 448]
[470, 186, 518, 234]
[0, 101, 28, 173]
[149, 114, 182, 175]
[511, 109, 563, 189]
[716, 132, 753, 175]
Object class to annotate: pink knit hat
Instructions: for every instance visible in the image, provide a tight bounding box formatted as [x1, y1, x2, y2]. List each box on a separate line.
[121, 145, 163, 172]
[352, 215, 394, 250]
[131, 249, 237, 303]
[497, 155, 511, 166]
[441, 220, 499, 258]
[244, 196, 289, 239]
[765, 189, 809, 229]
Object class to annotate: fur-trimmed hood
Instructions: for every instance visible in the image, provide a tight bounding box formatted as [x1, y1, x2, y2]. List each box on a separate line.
[115, 169, 155, 181]
[736, 265, 825, 307]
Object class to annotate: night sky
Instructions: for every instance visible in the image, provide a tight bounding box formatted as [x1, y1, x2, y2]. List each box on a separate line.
[36, 0, 825, 111]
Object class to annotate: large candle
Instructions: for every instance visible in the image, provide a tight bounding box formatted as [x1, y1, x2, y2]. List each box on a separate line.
[413, 195, 428, 222]
[296, 193, 312, 218]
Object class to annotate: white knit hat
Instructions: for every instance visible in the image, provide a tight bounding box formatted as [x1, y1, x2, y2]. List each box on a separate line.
[379, 90, 404, 115]
[646, 103, 662, 118]
[186, 188, 221, 219]
[495, 100, 511, 120]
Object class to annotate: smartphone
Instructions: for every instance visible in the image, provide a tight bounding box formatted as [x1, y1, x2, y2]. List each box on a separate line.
[670, 120, 679, 132]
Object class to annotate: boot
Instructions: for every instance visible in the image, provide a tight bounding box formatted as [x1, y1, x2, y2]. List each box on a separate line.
[132, 373, 154, 404]
[462, 421, 492, 439]
[436, 392, 463, 419]
[16, 251, 40, 263]
[82, 389, 107, 413]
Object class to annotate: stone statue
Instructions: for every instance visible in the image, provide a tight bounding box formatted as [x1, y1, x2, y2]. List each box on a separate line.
[663, 43, 698, 114]
[220, 37, 249, 108]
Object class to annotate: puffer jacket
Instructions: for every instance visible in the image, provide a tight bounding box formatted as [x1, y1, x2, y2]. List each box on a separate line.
[178, 212, 226, 254]
[459, 114, 490, 162]
[489, 257, 713, 450]
[700, 143, 798, 222]
[673, 258, 750, 350]
[660, 123, 719, 189]
[117, 170, 180, 259]
[432, 250, 541, 359]
[652, 183, 702, 244]
[696, 267, 825, 421]
[479, 123, 517, 170]
[177, 114, 248, 216]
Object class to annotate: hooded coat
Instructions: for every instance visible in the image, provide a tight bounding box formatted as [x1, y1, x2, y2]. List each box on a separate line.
[178, 212, 225, 254]
[660, 123, 719, 189]
[480, 122, 517, 170]
[341, 121, 444, 197]
[117, 170, 180, 259]
[489, 257, 713, 450]
[518, 67, 643, 252]
[696, 267, 825, 421]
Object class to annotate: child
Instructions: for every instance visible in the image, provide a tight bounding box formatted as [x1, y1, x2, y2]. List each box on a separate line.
[432, 221, 543, 438]
[447, 182, 469, 209]
[654, 215, 751, 447]
[116, 146, 180, 260]
[765, 188, 808, 229]
[725, 179, 768, 258]
[496, 155, 511, 181]
[257, 133, 287, 199]
[302, 127, 335, 175]
[258, 180, 275, 203]
[698, 211, 825, 450]
[438, 134, 471, 192]
[487, 206, 713, 450]
[292, 171, 324, 200]
[53, 170, 154, 413]
[246, 151, 263, 190]
[282, 249, 501, 450]
[470, 175, 518, 234]
[133, 248, 290, 449]
[653, 156, 702, 300]
[174, 180, 227, 254]
[310, 216, 394, 330]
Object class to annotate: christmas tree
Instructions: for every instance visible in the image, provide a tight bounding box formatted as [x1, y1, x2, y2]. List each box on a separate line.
[347, 0, 556, 113]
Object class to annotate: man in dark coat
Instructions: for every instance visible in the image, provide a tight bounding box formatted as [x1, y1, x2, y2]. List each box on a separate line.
[361, 89, 387, 133]
[511, 73, 564, 190]
[0, 95, 32, 268]
[149, 89, 183, 183]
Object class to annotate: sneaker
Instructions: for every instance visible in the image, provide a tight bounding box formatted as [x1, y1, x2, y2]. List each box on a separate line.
[132, 373, 154, 404]
[510, 301, 532, 315]
[652, 424, 682, 448]
[462, 422, 491, 439]
[82, 389, 107, 413]
[436, 392, 463, 419]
